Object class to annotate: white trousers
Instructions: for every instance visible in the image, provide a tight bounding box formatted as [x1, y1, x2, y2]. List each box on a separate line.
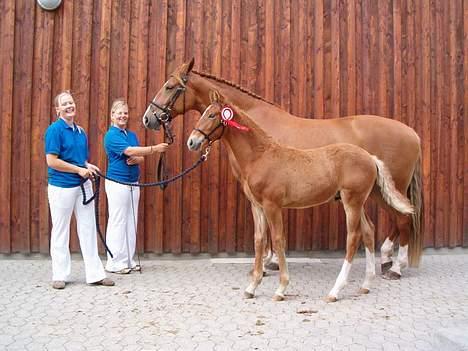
[104, 180, 140, 272]
[48, 182, 107, 283]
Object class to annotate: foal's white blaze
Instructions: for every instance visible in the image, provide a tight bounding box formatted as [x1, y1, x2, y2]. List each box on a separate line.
[361, 248, 376, 290]
[380, 238, 394, 264]
[389, 244, 408, 275]
[328, 260, 352, 299]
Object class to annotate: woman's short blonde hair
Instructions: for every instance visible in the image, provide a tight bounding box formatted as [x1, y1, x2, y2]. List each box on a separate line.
[54, 90, 72, 107]
[110, 98, 128, 118]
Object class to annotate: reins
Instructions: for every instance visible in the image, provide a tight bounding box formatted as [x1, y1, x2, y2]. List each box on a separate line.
[79, 147, 211, 259]
[156, 122, 174, 190]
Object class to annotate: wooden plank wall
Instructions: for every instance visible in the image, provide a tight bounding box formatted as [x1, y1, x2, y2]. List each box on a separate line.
[0, 0, 466, 254]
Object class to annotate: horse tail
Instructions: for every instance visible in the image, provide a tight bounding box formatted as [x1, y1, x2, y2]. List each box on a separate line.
[408, 155, 423, 267]
[372, 156, 414, 216]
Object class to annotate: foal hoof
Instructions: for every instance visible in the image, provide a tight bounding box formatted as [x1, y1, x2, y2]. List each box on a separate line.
[244, 291, 255, 299]
[264, 262, 279, 271]
[272, 294, 285, 301]
[324, 295, 338, 303]
[382, 270, 401, 280]
[381, 262, 393, 274]
[358, 288, 370, 295]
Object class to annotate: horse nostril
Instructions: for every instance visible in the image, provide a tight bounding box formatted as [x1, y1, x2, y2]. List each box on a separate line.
[143, 116, 149, 126]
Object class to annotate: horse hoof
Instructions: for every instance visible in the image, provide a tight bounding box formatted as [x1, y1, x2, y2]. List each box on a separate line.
[324, 295, 338, 303]
[381, 262, 393, 274]
[264, 262, 279, 271]
[244, 291, 255, 299]
[272, 294, 284, 301]
[358, 288, 370, 295]
[382, 270, 401, 280]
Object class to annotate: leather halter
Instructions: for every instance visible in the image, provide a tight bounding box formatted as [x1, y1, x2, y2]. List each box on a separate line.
[194, 121, 225, 145]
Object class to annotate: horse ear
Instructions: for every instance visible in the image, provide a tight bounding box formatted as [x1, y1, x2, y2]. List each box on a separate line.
[209, 90, 221, 103]
[187, 57, 195, 72]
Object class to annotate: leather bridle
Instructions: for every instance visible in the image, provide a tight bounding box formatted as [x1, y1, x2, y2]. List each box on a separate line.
[148, 73, 189, 144]
[147, 73, 189, 189]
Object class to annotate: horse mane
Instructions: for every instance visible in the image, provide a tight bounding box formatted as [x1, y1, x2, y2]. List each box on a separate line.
[191, 70, 276, 106]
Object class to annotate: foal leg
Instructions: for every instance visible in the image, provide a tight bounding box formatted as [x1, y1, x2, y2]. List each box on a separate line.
[359, 212, 376, 294]
[263, 203, 289, 301]
[326, 198, 363, 303]
[244, 205, 268, 298]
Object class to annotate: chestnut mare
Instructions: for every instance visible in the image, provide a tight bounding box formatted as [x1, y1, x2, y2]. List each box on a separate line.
[142, 58, 423, 279]
[187, 92, 413, 301]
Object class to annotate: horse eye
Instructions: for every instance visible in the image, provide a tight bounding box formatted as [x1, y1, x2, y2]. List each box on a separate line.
[166, 85, 175, 90]
[208, 113, 216, 119]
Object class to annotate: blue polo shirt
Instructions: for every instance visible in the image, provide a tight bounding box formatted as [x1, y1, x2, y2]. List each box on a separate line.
[45, 118, 89, 188]
[104, 126, 140, 182]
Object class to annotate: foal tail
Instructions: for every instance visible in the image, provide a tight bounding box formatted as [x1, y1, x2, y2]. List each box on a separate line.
[371, 156, 414, 216]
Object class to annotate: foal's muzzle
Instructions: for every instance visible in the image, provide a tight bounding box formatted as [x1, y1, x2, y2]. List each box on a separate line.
[187, 136, 202, 151]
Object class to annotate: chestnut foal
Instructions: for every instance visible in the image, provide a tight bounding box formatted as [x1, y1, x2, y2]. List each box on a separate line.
[187, 92, 414, 302]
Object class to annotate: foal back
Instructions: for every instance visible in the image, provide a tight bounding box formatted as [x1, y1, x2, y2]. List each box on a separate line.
[245, 142, 377, 209]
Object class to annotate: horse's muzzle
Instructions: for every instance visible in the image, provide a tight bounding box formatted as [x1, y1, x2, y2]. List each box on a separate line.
[142, 114, 161, 130]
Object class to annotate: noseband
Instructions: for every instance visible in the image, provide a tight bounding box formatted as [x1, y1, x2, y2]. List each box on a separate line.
[194, 121, 225, 145]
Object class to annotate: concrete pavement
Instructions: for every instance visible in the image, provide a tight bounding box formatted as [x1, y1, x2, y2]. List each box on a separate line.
[1, 250, 467, 350]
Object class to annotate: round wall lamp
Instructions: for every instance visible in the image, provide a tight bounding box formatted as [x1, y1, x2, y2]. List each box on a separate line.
[37, 0, 62, 11]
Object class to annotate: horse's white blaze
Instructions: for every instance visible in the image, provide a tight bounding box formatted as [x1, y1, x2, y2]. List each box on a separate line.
[143, 105, 152, 120]
[380, 238, 394, 264]
[390, 244, 408, 275]
[362, 248, 376, 290]
[329, 260, 352, 298]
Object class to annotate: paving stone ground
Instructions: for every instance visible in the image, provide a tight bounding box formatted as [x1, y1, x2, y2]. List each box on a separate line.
[1, 251, 467, 351]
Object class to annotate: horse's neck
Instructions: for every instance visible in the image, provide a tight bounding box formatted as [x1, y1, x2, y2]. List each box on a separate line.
[191, 74, 264, 113]
[222, 110, 272, 170]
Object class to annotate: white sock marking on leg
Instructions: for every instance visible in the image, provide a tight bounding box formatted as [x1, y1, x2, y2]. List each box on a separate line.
[380, 238, 394, 264]
[362, 248, 376, 290]
[329, 260, 352, 298]
[390, 244, 408, 275]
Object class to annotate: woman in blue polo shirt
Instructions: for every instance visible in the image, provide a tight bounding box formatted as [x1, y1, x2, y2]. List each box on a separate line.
[104, 99, 168, 274]
[45, 91, 114, 289]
